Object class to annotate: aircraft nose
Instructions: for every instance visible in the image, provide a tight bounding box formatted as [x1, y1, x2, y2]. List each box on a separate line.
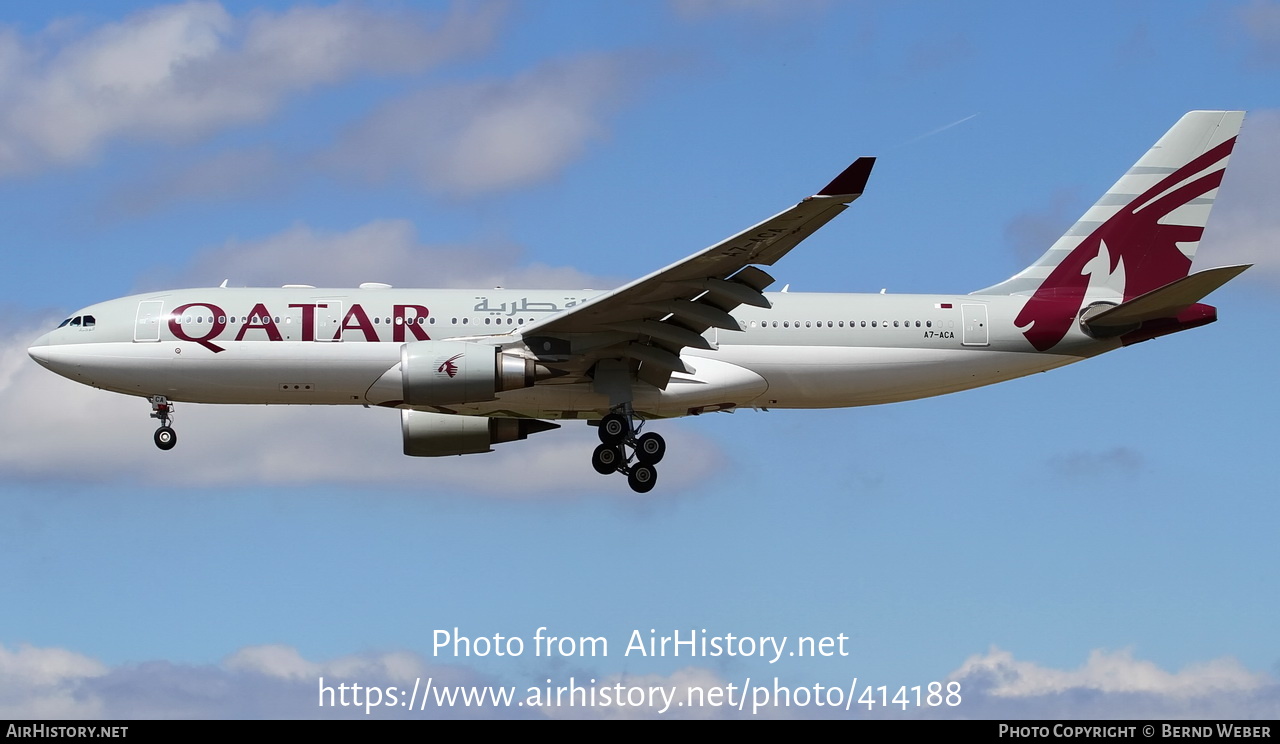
[28, 332, 53, 366]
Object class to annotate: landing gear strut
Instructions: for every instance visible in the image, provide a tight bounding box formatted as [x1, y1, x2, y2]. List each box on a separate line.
[592, 406, 664, 493]
[149, 396, 177, 451]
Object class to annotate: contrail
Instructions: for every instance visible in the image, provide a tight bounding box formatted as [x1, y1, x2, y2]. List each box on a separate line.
[901, 113, 979, 146]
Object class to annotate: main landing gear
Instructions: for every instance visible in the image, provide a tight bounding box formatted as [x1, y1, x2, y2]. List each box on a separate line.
[149, 396, 177, 451]
[590, 407, 665, 493]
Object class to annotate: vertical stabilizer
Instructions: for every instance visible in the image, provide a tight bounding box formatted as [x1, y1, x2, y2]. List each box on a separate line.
[974, 110, 1244, 350]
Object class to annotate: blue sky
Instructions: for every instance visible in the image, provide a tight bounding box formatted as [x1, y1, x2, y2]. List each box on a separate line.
[1, 0, 1278, 719]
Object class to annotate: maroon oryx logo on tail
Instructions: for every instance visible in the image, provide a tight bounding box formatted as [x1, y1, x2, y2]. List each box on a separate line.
[1016, 137, 1237, 351]
[437, 353, 464, 378]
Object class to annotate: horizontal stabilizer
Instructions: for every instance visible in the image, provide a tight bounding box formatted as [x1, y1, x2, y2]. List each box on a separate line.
[1084, 265, 1251, 329]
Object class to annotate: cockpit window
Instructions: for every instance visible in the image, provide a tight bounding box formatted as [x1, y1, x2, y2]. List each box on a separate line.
[56, 315, 97, 330]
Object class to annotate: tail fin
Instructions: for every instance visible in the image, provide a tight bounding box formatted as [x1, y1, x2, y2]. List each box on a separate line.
[974, 110, 1245, 350]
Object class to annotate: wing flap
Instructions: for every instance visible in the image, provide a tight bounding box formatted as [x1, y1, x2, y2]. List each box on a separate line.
[604, 320, 715, 350]
[672, 277, 771, 309]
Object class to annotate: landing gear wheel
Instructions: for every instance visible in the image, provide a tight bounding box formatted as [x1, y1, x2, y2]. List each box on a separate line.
[592, 444, 623, 475]
[592, 405, 663, 492]
[154, 426, 177, 451]
[598, 414, 630, 445]
[635, 432, 666, 465]
[627, 464, 657, 493]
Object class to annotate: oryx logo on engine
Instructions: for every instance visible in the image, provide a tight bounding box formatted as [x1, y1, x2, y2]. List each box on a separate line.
[437, 353, 464, 378]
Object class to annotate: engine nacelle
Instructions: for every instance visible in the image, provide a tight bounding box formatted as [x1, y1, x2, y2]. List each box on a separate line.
[401, 341, 537, 406]
[401, 410, 560, 457]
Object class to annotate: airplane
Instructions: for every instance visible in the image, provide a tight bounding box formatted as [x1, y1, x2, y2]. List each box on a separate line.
[28, 111, 1250, 493]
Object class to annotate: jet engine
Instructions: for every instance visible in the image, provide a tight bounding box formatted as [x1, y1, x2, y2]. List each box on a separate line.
[401, 410, 559, 456]
[401, 341, 539, 406]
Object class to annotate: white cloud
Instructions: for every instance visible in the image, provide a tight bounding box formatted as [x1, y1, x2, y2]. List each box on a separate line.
[0, 1, 504, 176]
[949, 647, 1280, 719]
[1204, 110, 1280, 288]
[224, 644, 447, 687]
[105, 146, 288, 217]
[0, 642, 502, 719]
[0, 643, 107, 688]
[110, 48, 647, 210]
[955, 647, 1269, 698]
[1237, 0, 1280, 67]
[0, 644, 107, 718]
[5, 641, 1276, 719]
[148, 219, 617, 291]
[326, 55, 636, 196]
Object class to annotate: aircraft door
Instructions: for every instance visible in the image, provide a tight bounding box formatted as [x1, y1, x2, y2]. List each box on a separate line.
[961, 304, 989, 347]
[134, 301, 164, 342]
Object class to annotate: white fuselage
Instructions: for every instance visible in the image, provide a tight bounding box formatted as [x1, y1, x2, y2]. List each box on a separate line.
[27, 286, 1108, 420]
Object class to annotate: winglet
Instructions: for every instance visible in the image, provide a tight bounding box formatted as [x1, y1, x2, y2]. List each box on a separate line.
[817, 157, 875, 197]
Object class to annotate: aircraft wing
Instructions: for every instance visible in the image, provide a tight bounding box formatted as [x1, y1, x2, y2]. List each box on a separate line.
[517, 158, 874, 387]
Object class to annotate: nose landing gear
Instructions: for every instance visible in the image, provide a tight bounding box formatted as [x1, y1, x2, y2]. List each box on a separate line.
[591, 407, 665, 493]
[149, 396, 176, 451]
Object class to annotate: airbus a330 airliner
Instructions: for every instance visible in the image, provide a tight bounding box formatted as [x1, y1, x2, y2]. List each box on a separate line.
[29, 111, 1250, 492]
